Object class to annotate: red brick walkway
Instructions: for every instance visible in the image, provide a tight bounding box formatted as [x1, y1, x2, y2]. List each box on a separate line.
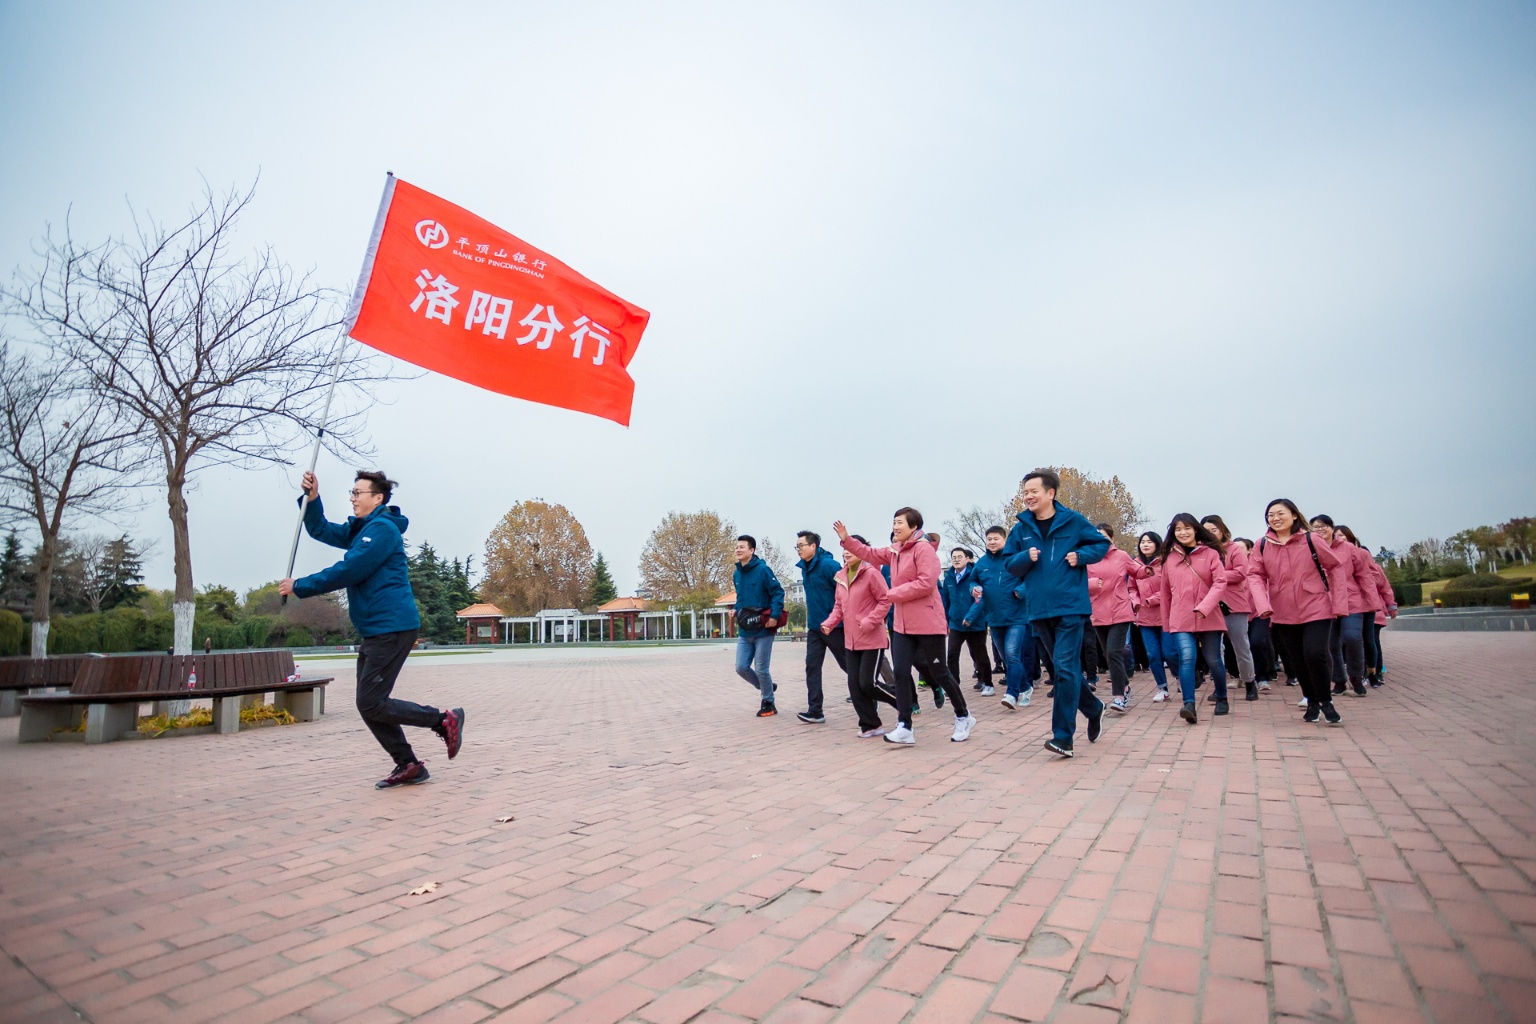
[1, 632, 1533, 1023]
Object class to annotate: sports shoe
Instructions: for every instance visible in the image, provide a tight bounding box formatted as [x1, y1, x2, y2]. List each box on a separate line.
[1296, 696, 1309, 708]
[858, 726, 888, 738]
[1179, 701, 1197, 724]
[1332, 682, 1347, 696]
[376, 761, 429, 789]
[1245, 683, 1258, 702]
[1086, 680, 1098, 692]
[972, 681, 983, 691]
[1109, 696, 1128, 715]
[757, 702, 777, 718]
[1206, 692, 1219, 703]
[951, 715, 976, 742]
[439, 708, 465, 760]
[797, 711, 826, 723]
[1087, 713, 1103, 743]
[1214, 699, 1230, 716]
[884, 724, 915, 745]
[1321, 702, 1342, 725]
[875, 680, 898, 704]
[980, 685, 995, 696]
[1018, 690, 1032, 707]
[1350, 681, 1368, 697]
[1001, 693, 1018, 710]
[1153, 688, 1168, 702]
[934, 689, 946, 710]
[1044, 738, 1074, 758]
[1303, 703, 1321, 723]
[1258, 680, 1271, 691]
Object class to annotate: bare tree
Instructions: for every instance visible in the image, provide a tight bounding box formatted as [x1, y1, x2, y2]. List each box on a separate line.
[0, 343, 145, 655]
[637, 510, 736, 605]
[8, 182, 387, 654]
[66, 532, 153, 614]
[757, 537, 796, 587]
[944, 504, 1012, 554]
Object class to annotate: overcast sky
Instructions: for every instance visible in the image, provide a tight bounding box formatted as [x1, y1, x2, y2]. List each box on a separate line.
[2, 1, 1533, 600]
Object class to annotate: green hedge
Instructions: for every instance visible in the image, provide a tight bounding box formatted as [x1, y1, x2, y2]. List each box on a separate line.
[1437, 584, 1533, 608]
[1390, 583, 1423, 607]
[0, 610, 24, 656]
[1443, 573, 1531, 592]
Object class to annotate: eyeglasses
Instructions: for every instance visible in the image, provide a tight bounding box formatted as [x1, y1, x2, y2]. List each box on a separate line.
[349, 489, 378, 498]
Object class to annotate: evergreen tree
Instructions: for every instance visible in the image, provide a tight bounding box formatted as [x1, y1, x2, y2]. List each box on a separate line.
[0, 531, 25, 613]
[96, 535, 146, 611]
[588, 551, 618, 607]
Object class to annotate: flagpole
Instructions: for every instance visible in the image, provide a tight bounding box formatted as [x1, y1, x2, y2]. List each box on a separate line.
[281, 340, 347, 605]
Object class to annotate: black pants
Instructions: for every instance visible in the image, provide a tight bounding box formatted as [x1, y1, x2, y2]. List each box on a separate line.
[1270, 620, 1333, 707]
[355, 629, 440, 765]
[805, 625, 848, 716]
[1248, 615, 1276, 681]
[846, 647, 899, 731]
[1361, 617, 1379, 677]
[947, 629, 992, 688]
[1370, 622, 1385, 675]
[891, 631, 967, 727]
[1095, 622, 1132, 696]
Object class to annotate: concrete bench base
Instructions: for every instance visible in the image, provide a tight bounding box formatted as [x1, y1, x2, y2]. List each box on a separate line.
[18, 703, 85, 742]
[19, 685, 329, 743]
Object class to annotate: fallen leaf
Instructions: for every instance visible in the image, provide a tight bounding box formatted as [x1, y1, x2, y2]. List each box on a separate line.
[408, 881, 440, 896]
[495, 816, 515, 824]
[750, 853, 760, 860]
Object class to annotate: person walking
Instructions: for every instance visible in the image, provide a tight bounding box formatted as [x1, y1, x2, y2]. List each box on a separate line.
[1334, 524, 1395, 697]
[1001, 469, 1111, 758]
[280, 470, 463, 790]
[1231, 538, 1279, 691]
[1159, 514, 1231, 724]
[1361, 548, 1398, 686]
[1087, 525, 1150, 716]
[1249, 499, 1345, 724]
[1200, 515, 1262, 702]
[942, 547, 994, 696]
[733, 535, 785, 718]
[820, 537, 898, 737]
[966, 525, 1035, 709]
[1131, 531, 1176, 702]
[795, 530, 846, 724]
[833, 509, 974, 745]
[1308, 515, 1370, 699]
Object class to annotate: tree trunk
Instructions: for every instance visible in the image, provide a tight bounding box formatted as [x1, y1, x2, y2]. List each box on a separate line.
[166, 471, 194, 716]
[30, 533, 55, 658]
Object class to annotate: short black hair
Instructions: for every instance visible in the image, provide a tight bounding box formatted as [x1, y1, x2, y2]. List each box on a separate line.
[737, 534, 756, 550]
[951, 546, 970, 557]
[1309, 514, 1335, 529]
[850, 534, 868, 545]
[355, 470, 396, 503]
[985, 525, 1007, 537]
[1023, 469, 1060, 494]
[797, 530, 820, 548]
[894, 506, 924, 530]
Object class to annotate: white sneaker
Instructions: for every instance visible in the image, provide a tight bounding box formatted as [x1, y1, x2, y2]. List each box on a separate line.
[980, 685, 995, 696]
[1109, 696, 1128, 714]
[1000, 693, 1017, 710]
[951, 715, 976, 742]
[1297, 696, 1309, 707]
[858, 727, 888, 738]
[1257, 680, 1271, 691]
[884, 725, 915, 745]
[1018, 690, 1032, 707]
[1153, 689, 1168, 702]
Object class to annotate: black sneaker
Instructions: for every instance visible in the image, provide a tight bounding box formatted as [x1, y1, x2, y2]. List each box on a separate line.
[1245, 683, 1258, 702]
[1351, 681, 1368, 697]
[1214, 699, 1230, 716]
[1179, 701, 1197, 724]
[376, 761, 430, 789]
[874, 681, 898, 704]
[757, 702, 777, 718]
[1303, 703, 1321, 723]
[439, 708, 464, 760]
[796, 711, 825, 724]
[1332, 682, 1347, 696]
[934, 689, 945, 710]
[1321, 702, 1342, 725]
[1044, 738, 1074, 758]
[1087, 713, 1102, 743]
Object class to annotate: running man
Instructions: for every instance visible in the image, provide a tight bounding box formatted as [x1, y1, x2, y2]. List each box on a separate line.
[794, 530, 845, 724]
[733, 535, 785, 718]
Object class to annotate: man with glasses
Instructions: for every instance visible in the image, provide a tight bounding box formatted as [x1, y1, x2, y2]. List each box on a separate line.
[280, 470, 465, 789]
[795, 530, 847, 724]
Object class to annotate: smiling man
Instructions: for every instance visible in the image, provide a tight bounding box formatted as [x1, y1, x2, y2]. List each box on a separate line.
[280, 470, 465, 789]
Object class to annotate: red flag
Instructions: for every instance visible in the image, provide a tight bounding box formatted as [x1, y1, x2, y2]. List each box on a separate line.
[346, 175, 649, 426]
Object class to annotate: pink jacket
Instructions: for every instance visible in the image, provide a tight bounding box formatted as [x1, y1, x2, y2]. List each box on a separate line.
[822, 563, 891, 650]
[1088, 547, 1150, 626]
[1132, 559, 1164, 628]
[1321, 536, 1365, 616]
[1367, 560, 1398, 623]
[1159, 544, 1229, 633]
[840, 533, 947, 635]
[1334, 538, 1386, 615]
[1248, 528, 1344, 625]
[1219, 542, 1254, 615]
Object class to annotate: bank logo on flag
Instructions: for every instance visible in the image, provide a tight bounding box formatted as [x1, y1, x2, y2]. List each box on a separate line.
[414, 219, 450, 249]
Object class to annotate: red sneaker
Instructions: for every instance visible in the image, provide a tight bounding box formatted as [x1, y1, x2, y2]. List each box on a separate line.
[376, 761, 430, 789]
[440, 708, 465, 759]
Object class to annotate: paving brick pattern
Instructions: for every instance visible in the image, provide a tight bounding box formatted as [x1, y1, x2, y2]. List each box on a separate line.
[1, 632, 1533, 1023]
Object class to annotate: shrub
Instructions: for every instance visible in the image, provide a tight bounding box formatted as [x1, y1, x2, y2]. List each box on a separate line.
[0, 610, 23, 656]
[1438, 584, 1531, 608]
[1443, 573, 1530, 592]
[284, 626, 314, 647]
[244, 616, 274, 648]
[142, 612, 174, 652]
[1390, 583, 1422, 607]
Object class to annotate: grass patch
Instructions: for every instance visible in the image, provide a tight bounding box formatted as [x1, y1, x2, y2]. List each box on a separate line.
[1420, 563, 1535, 603]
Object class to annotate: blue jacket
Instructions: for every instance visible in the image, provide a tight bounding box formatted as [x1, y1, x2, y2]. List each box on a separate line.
[798, 547, 840, 631]
[292, 497, 422, 638]
[733, 555, 785, 636]
[940, 564, 986, 633]
[967, 550, 1029, 628]
[881, 565, 893, 628]
[1002, 502, 1111, 621]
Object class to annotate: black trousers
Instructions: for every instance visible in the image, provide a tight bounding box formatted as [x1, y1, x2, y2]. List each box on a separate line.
[891, 631, 967, 727]
[1248, 615, 1277, 681]
[947, 629, 992, 688]
[1095, 622, 1131, 696]
[355, 629, 440, 765]
[1270, 620, 1333, 707]
[805, 625, 848, 716]
[846, 647, 899, 731]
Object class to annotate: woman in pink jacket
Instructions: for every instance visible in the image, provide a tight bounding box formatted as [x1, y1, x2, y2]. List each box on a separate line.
[821, 535, 898, 738]
[1248, 499, 1345, 724]
[1131, 531, 1176, 702]
[834, 508, 974, 746]
[1087, 524, 1151, 716]
[1158, 514, 1231, 724]
[1336, 525, 1397, 689]
[1200, 515, 1261, 703]
[1309, 515, 1372, 699]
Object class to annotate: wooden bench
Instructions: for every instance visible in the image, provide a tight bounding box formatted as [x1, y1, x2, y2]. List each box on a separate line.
[0, 656, 100, 717]
[18, 651, 333, 744]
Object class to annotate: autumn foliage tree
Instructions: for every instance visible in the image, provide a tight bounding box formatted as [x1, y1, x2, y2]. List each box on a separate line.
[637, 510, 736, 606]
[948, 466, 1147, 554]
[481, 500, 594, 615]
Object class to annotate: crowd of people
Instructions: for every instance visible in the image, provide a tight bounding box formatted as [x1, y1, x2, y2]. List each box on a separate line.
[731, 469, 1399, 758]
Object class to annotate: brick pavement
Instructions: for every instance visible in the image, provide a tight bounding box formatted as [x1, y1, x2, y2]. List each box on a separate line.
[1, 632, 1533, 1023]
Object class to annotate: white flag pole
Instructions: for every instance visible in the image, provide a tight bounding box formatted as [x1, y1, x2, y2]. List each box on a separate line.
[282, 171, 397, 605]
